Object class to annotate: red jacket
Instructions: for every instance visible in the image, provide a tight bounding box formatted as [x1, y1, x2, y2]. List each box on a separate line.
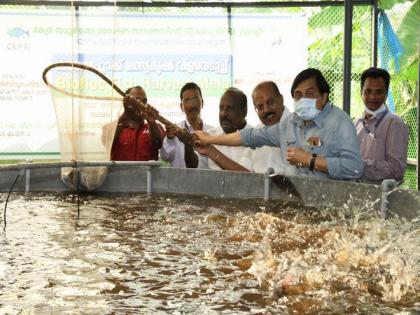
[111, 123, 164, 161]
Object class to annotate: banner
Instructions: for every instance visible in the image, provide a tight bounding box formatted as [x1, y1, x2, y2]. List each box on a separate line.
[0, 6, 307, 159]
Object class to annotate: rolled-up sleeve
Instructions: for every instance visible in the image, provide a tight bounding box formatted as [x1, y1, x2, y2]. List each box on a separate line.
[240, 124, 282, 149]
[325, 119, 363, 180]
[160, 137, 177, 162]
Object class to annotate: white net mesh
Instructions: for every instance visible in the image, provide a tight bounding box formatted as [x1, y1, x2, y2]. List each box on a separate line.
[45, 64, 123, 190]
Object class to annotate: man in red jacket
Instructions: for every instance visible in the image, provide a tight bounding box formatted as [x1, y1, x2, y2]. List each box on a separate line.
[106, 86, 165, 161]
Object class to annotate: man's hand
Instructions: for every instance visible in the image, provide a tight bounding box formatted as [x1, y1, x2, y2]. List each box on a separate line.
[286, 147, 311, 168]
[143, 103, 159, 123]
[194, 143, 210, 156]
[177, 129, 194, 145]
[193, 130, 213, 146]
[166, 124, 177, 139]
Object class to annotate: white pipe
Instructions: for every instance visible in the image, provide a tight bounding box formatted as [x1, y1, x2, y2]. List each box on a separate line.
[0, 160, 162, 172]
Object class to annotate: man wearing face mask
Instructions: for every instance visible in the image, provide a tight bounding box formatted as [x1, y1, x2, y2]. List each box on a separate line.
[354, 67, 408, 184]
[194, 68, 363, 180]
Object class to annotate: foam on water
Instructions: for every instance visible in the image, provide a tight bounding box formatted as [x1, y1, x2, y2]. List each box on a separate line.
[231, 206, 420, 313]
[0, 193, 418, 314]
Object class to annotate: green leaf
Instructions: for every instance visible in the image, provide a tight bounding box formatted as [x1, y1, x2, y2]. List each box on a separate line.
[397, 0, 420, 65]
[397, 59, 419, 81]
[379, 0, 408, 10]
[309, 7, 343, 28]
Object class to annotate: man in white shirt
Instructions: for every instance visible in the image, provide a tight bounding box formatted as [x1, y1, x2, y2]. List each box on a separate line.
[240, 81, 290, 173]
[160, 82, 212, 168]
[196, 87, 252, 171]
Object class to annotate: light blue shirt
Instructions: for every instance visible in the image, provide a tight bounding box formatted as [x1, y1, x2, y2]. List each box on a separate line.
[240, 102, 363, 180]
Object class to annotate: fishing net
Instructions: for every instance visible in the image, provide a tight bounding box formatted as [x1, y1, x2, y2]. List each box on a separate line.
[43, 62, 192, 191]
[42, 62, 123, 191]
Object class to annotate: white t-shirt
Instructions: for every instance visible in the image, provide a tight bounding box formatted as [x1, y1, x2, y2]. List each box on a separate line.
[240, 107, 291, 173]
[198, 124, 253, 170]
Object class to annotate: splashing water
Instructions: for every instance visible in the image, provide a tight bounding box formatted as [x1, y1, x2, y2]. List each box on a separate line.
[231, 206, 420, 313]
[0, 193, 418, 314]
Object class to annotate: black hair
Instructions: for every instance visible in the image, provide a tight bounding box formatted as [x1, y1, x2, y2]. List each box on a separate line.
[180, 82, 202, 101]
[360, 67, 390, 91]
[224, 87, 247, 116]
[125, 86, 144, 94]
[290, 68, 330, 98]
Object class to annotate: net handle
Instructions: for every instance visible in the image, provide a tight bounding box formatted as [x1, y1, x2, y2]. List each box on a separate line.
[42, 62, 194, 144]
[42, 62, 124, 101]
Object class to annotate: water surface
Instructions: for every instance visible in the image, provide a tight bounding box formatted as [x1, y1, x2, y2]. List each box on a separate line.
[0, 193, 419, 314]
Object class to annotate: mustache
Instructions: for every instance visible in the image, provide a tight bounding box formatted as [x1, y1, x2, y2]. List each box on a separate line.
[263, 111, 276, 119]
[186, 107, 199, 114]
[220, 118, 232, 125]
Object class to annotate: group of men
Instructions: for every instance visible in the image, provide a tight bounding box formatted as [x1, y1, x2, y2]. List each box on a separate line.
[108, 67, 409, 185]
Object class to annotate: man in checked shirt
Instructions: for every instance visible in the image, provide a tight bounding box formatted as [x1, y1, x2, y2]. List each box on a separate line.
[354, 67, 409, 184]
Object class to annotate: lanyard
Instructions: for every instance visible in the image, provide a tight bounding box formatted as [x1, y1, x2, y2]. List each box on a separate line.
[362, 108, 389, 134]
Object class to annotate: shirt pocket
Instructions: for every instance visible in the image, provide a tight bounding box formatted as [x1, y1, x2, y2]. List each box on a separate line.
[369, 134, 386, 159]
[286, 137, 297, 148]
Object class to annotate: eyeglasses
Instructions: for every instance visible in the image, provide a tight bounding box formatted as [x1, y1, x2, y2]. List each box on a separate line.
[293, 90, 320, 101]
[182, 97, 201, 105]
[362, 89, 387, 96]
[254, 97, 278, 113]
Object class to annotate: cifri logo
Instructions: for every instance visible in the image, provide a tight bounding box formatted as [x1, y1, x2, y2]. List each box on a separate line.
[6, 26, 31, 50]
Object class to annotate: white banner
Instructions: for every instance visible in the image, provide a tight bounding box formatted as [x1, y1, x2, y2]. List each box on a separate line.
[0, 6, 307, 159]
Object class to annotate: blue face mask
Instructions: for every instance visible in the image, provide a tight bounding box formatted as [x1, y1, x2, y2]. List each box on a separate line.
[293, 98, 321, 121]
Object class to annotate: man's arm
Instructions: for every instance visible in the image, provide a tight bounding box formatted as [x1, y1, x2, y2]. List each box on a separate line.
[195, 145, 250, 172]
[195, 124, 282, 148]
[326, 117, 364, 180]
[144, 104, 164, 149]
[148, 121, 164, 148]
[194, 130, 242, 146]
[286, 147, 329, 173]
[160, 124, 178, 162]
[184, 144, 198, 168]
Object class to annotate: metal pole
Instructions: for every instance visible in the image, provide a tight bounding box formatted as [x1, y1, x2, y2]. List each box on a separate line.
[0, 0, 374, 8]
[0, 160, 162, 171]
[417, 34, 420, 190]
[264, 168, 274, 201]
[342, 0, 353, 115]
[146, 167, 152, 195]
[227, 5, 234, 87]
[24, 159, 32, 193]
[371, 0, 378, 67]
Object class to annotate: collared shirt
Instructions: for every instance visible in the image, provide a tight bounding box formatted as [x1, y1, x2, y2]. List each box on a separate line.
[111, 123, 164, 161]
[240, 107, 291, 174]
[199, 124, 253, 170]
[354, 108, 409, 184]
[240, 102, 363, 180]
[160, 120, 213, 168]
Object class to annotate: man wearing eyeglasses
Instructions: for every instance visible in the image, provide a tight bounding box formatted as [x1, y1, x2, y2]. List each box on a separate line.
[160, 82, 213, 168]
[194, 68, 363, 180]
[354, 67, 408, 184]
[238, 81, 290, 173]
